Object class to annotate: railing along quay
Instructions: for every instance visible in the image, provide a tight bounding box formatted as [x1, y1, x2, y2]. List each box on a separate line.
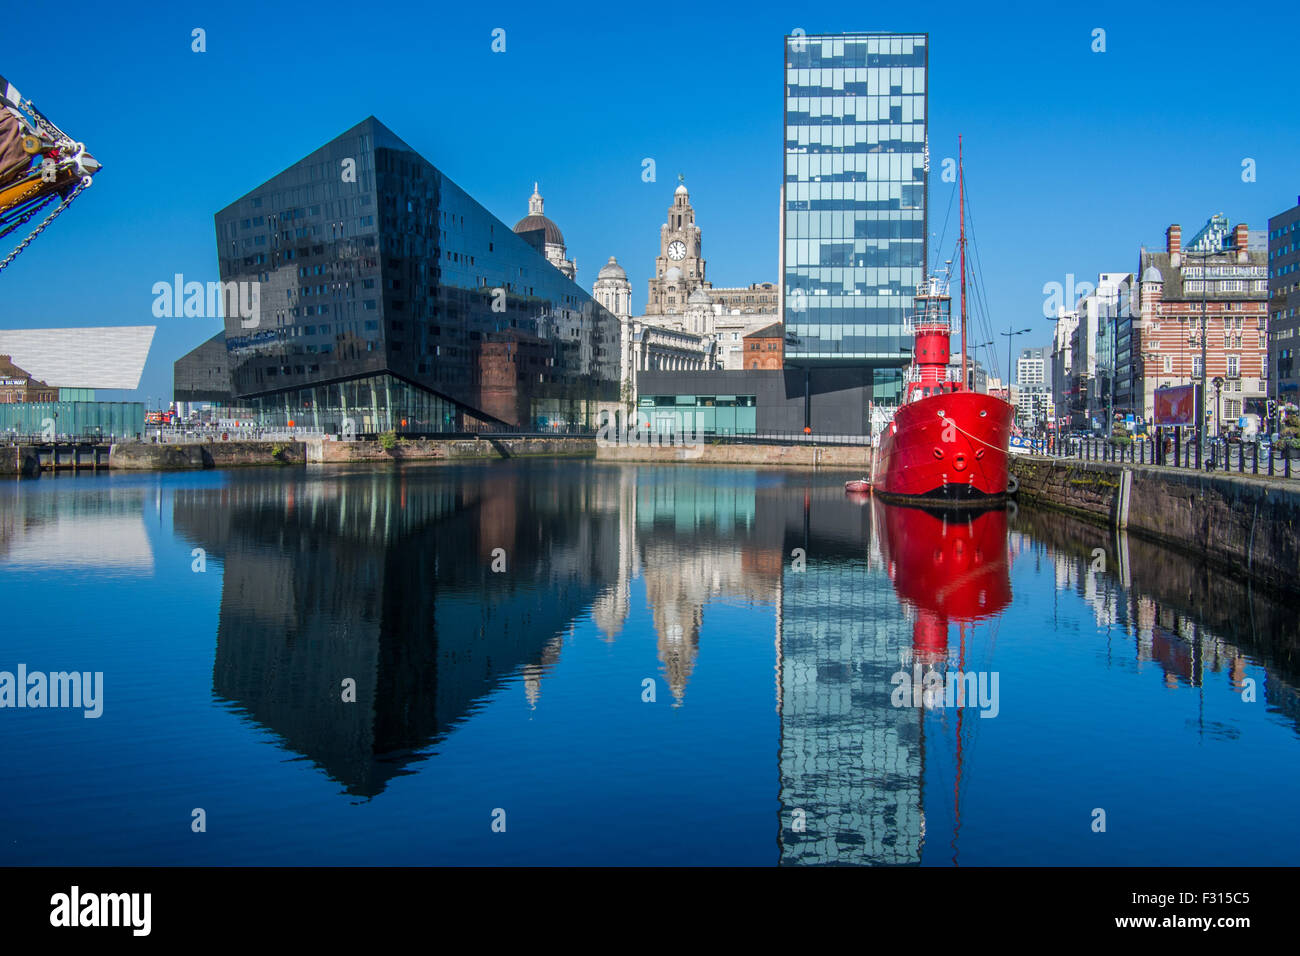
[1036, 436, 1300, 479]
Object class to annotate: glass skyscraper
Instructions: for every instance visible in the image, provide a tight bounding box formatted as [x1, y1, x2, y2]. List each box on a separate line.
[214, 117, 619, 433]
[782, 32, 928, 402]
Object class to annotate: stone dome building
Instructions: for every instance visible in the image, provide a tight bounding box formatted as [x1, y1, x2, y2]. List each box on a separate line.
[593, 256, 632, 320]
[513, 183, 575, 280]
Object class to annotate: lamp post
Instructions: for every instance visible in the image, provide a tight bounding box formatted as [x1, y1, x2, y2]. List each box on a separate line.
[1193, 249, 1210, 451]
[1001, 326, 1032, 407]
[1212, 375, 1224, 439]
[967, 339, 993, 391]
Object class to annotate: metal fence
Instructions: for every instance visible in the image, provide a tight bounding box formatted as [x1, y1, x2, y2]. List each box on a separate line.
[1039, 436, 1300, 479]
[144, 425, 329, 444]
[701, 431, 870, 447]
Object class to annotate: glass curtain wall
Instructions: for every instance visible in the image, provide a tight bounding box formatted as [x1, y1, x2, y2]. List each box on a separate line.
[783, 33, 927, 379]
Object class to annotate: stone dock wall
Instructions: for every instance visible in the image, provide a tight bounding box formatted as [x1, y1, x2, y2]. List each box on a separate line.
[1011, 456, 1300, 593]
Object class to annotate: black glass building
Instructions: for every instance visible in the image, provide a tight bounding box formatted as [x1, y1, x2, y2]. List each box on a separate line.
[214, 117, 619, 432]
[782, 33, 928, 404]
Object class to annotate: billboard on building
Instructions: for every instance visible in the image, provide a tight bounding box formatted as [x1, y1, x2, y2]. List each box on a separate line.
[1154, 384, 1196, 426]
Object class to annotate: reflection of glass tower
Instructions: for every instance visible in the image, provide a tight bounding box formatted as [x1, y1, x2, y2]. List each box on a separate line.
[782, 32, 928, 404]
[778, 535, 923, 864]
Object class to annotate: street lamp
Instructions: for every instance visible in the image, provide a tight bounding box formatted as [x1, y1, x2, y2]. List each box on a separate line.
[1212, 375, 1224, 439]
[1192, 249, 1211, 451]
[966, 339, 993, 391]
[1001, 326, 1032, 402]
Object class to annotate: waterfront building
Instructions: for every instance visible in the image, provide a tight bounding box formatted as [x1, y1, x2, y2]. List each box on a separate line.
[173, 331, 233, 417]
[592, 256, 632, 320]
[742, 323, 784, 370]
[1013, 348, 1055, 429]
[0, 355, 57, 403]
[707, 282, 779, 317]
[1268, 195, 1300, 401]
[0, 326, 154, 398]
[512, 182, 576, 281]
[646, 181, 707, 314]
[1134, 218, 1268, 428]
[782, 31, 928, 408]
[603, 252, 712, 409]
[636, 367, 871, 435]
[948, 352, 988, 394]
[1016, 346, 1052, 431]
[612, 182, 780, 405]
[0, 400, 143, 439]
[0, 326, 152, 438]
[635, 183, 775, 336]
[212, 116, 619, 432]
[1050, 308, 1078, 426]
[1064, 273, 1132, 431]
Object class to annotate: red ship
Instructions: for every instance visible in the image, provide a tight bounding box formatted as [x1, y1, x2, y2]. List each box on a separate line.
[869, 140, 1013, 506]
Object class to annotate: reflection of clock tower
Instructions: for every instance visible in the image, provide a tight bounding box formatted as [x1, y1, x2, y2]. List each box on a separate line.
[648, 180, 706, 315]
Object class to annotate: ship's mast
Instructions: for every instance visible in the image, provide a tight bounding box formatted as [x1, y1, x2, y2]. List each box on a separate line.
[959, 135, 968, 392]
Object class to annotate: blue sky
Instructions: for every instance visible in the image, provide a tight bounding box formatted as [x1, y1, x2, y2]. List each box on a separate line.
[3, 0, 1297, 402]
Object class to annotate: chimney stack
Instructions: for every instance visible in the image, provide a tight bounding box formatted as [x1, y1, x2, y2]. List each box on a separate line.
[1233, 223, 1249, 262]
[1166, 224, 1181, 254]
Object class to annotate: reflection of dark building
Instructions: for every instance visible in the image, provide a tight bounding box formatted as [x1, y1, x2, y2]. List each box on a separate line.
[209, 117, 618, 432]
[173, 464, 619, 797]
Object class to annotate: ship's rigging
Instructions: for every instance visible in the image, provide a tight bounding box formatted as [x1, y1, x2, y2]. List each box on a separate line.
[0, 73, 101, 276]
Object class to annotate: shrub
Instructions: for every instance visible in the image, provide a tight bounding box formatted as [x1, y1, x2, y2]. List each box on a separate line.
[378, 430, 398, 451]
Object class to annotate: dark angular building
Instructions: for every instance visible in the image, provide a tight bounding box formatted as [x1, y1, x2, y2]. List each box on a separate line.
[212, 117, 619, 432]
[173, 331, 233, 411]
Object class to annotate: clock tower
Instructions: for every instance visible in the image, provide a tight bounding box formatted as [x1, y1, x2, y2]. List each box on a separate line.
[647, 179, 706, 315]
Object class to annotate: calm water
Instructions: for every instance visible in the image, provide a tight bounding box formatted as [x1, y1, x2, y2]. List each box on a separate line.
[1, 459, 1298, 866]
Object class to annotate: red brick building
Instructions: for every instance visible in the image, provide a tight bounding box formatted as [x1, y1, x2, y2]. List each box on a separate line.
[742, 323, 784, 371]
[1133, 218, 1268, 428]
[0, 355, 58, 403]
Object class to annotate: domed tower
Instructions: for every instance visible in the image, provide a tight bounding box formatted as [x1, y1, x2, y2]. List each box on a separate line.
[593, 256, 632, 319]
[513, 182, 576, 280]
[685, 286, 715, 336]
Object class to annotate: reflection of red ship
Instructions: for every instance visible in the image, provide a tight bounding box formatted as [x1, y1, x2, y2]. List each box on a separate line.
[875, 501, 1011, 664]
[869, 141, 1013, 506]
[875, 499, 1012, 866]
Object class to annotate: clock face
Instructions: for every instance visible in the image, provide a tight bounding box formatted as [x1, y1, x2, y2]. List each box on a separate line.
[667, 240, 687, 261]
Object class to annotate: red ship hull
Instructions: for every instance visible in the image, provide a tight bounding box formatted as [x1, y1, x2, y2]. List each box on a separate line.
[873, 390, 1014, 505]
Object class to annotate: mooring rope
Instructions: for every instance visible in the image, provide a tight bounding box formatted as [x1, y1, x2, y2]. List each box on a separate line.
[946, 418, 1010, 455]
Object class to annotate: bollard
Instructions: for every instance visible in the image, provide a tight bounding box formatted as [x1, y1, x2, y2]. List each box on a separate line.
[1288, 454, 1293, 480]
[1269, 447, 1275, 476]
[1253, 443, 1259, 475]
